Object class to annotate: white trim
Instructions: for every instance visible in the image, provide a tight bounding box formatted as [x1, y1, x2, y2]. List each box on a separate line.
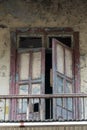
[0, 121, 87, 127]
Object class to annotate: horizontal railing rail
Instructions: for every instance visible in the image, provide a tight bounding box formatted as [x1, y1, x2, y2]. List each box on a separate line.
[0, 93, 87, 98]
[0, 93, 86, 122]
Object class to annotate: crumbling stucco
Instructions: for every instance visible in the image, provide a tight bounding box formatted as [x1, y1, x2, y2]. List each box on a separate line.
[0, 0, 86, 28]
[0, 28, 10, 95]
[0, 28, 10, 120]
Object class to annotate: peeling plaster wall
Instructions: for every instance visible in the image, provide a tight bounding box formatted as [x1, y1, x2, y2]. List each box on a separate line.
[0, 0, 87, 119]
[0, 28, 10, 95]
[80, 31, 87, 93]
[0, 28, 10, 120]
[0, 0, 87, 28]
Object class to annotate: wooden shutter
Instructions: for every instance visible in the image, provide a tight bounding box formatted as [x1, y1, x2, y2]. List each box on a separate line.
[52, 38, 74, 120]
[15, 48, 45, 120]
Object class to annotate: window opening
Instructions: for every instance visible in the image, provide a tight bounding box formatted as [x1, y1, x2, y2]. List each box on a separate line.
[49, 37, 71, 48]
[19, 37, 42, 48]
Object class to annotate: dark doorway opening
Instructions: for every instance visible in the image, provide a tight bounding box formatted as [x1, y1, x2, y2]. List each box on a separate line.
[45, 49, 52, 119]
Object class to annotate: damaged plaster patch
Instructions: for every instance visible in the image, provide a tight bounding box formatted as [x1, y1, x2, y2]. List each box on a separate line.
[80, 55, 87, 69]
[80, 32, 87, 54]
[0, 28, 10, 95]
[0, 0, 86, 27]
[80, 54, 87, 93]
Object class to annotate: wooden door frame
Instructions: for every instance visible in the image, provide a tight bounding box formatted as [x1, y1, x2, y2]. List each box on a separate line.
[10, 28, 80, 120]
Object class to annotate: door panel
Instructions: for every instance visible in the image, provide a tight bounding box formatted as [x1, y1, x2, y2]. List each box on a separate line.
[19, 53, 30, 80]
[16, 48, 45, 120]
[56, 76, 64, 93]
[66, 81, 72, 93]
[32, 84, 41, 94]
[52, 38, 74, 120]
[56, 44, 64, 74]
[65, 49, 72, 78]
[32, 52, 41, 79]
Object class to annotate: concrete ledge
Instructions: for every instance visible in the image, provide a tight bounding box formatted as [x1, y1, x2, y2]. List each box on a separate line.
[0, 121, 87, 127]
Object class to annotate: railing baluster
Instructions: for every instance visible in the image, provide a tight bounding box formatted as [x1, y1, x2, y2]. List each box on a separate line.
[0, 94, 87, 122]
[62, 97, 64, 120]
[26, 98, 29, 120]
[21, 98, 23, 120]
[32, 98, 34, 121]
[60, 98, 63, 118]
[4, 99, 6, 121]
[39, 98, 40, 120]
[73, 97, 76, 120]
[72, 97, 73, 120]
[83, 97, 85, 119]
[50, 98, 51, 119]
[66, 97, 68, 120]
[10, 98, 12, 121]
[75, 97, 77, 120]
[15, 98, 17, 121]
[78, 97, 79, 120]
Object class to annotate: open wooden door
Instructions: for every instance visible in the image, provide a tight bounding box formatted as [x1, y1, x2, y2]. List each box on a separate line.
[52, 38, 74, 120]
[15, 48, 45, 121]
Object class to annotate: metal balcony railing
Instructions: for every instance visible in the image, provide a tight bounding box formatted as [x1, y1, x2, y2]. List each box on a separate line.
[0, 94, 86, 122]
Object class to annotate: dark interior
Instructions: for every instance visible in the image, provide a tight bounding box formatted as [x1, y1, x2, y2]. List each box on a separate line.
[34, 103, 39, 112]
[19, 37, 42, 48]
[45, 49, 52, 119]
[49, 36, 71, 48]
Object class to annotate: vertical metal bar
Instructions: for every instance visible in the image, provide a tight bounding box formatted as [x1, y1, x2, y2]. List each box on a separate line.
[29, 98, 30, 121]
[76, 97, 79, 120]
[75, 97, 77, 120]
[40, 98, 43, 121]
[26, 98, 29, 121]
[78, 97, 79, 120]
[15, 98, 17, 121]
[50, 98, 51, 119]
[21, 98, 23, 120]
[73, 97, 76, 120]
[51, 98, 53, 119]
[39, 98, 41, 121]
[32, 98, 34, 121]
[4, 99, 6, 121]
[61, 97, 63, 120]
[10, 98, 12, 121]
[66, 97, 68, 120]
[72, 97, 74, 120]
[83, 97, 85, 119]
[69, 98, 72, 120]
[12, 99, 18, 121]
[79, 97, 81, 120]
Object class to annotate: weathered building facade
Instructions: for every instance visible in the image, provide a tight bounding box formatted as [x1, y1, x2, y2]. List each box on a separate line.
[0, 0, 87, 129]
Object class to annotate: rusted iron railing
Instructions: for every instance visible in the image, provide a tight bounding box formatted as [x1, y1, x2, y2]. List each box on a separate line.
[0, 93, 86, 122]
